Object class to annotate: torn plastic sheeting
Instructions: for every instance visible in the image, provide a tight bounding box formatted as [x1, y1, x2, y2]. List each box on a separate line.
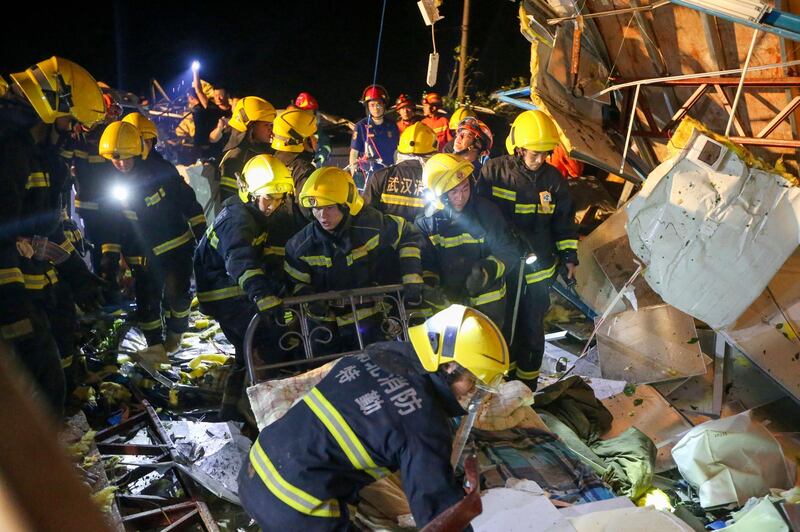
[471, 488, 576, 532]
[626, 129, 800, 329]
[721, 496, 789, 532]
[671, 411, 792, 509]
[164, 420, 250, 505]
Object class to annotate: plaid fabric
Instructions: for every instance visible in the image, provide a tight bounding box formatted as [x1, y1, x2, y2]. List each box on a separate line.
[464, 428, 615, 504]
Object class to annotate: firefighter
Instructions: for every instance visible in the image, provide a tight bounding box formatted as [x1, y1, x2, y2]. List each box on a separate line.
[443, 106, 477, 152]
[348, 85, 399, 187]
[452, 117, 494, 174]
[218, 96, 277, 202]
[2, 56, 107, 415]
[99, 121, 206, 357]
[271, 108, 318, 220]
[417, 153, 520, 329]
[194, 154, 306, 419]
[362, 121, 437, 222]
[284, 167, 425, 352]
[293, 91, 331, 167]
[393, 93, 418, 133]
[238, 304, 509, 531]
[421, 92, 452, 152]
[478, 110, 579, 390]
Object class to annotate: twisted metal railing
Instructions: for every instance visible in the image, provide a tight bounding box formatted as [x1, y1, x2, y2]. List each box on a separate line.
[244, 284, 426, 384]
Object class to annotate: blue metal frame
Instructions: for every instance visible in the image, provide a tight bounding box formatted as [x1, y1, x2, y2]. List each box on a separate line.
[492, 87, 539, 110]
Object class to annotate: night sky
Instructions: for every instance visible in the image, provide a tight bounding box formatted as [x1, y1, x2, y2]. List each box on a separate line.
[2, 1, 529, 120]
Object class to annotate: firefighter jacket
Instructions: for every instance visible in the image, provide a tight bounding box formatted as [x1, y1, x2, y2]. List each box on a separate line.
[415, 194, 520, 323]
[275, 150, 315, 220]
[194, 196, 305, 313]
[284, 206, 424, 325]
[218, 133, 272, 198]
[478, 156, 578, 285]
[63, 127, 110, 208]
[362, 159, 426, 222]
[0, 100, 63, 339]
[117, 156, 206, 264]
[243, 345, 466, 528]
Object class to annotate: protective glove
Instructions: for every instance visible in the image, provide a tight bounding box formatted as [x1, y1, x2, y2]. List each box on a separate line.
[403, 283, 424, 307]
[465, 261, 492, 297]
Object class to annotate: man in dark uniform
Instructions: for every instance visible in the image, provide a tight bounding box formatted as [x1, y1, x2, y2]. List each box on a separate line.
[99, 120, 206, 358]
[194, 154, 306, 419]
[238, 304, 509, 531]
[217, 96, 276, 202]
[478, 110, 579, 390]
[362, 121, 437, 223]
[416, 153, 520, 328]
[285, 167, 425, 353]
[1, 57, 107, 415]
[272, 108, 318, 220]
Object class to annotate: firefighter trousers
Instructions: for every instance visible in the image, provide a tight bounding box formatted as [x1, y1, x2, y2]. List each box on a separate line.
[511, 276, 552, 389]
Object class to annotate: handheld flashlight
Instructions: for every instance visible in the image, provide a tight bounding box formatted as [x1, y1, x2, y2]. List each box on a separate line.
[525, 253, 538, 265]
[191, 60, 200, 73]
[111, 184, 129, 202]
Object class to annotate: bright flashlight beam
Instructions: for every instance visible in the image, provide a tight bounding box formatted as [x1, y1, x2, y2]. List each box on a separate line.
[525, 253, 538, 265]
[191, 60, 200, 72]
[111, 184, 129, 202]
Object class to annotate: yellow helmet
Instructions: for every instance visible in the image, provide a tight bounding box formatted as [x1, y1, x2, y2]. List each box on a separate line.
[408, 304, 509, 391]
[271, 109, 318, 153]
[422, 153, 474, 210]
[505, 133, 514, 154]
[242, 154, 294, 197]
[0, 76, 8, 98]
[122, 112, 157, 140]
[299, 167, 363, 215]
[229, 96, 276, 133]
[10, 56, 105, 127]
[510, 110, 560, 152]
[398, 122, 438, 155]
[449, 106, 477, 131]
[98, 121, 143, 160]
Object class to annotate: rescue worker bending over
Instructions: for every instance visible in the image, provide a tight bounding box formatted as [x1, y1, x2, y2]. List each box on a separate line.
[194, 154, 306, 419]
[238, 304, 509, 531]
[284, 167, 425, 352]
[218, 96, 276, 202]
[99, 121, 206, 357]
[478, 110, 579, 391]
[2, 57, 107, 415]
[271, 108, 318, 220]
[362, 121, 437, 222]
[417, 153, 520, 328]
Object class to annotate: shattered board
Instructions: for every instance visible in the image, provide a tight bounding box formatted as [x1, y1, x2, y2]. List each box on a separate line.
[597, 304, 706, 384]
[163, 420, 250, 504]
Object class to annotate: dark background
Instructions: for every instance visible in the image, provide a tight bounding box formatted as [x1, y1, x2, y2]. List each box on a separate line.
[1, 1, 529, 120]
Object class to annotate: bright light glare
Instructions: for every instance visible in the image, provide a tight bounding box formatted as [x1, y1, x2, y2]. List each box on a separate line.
[191, 60, 200, 72]
[424, 190, 437, 201]
[525, 253, 538, 265]
[111, 184, 129, 202]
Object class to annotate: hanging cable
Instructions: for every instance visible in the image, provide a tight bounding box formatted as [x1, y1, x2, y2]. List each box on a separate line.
[370, 0, 389, 91]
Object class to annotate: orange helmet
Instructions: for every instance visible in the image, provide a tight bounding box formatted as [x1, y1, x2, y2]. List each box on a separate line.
[294, 92, 318, 111]
[422, 92, 443, 107]
[360, 84, 389, 104]
[393, 93, 414, 110]
[457, 117, 494, 153]
[102, 93, 122, 121]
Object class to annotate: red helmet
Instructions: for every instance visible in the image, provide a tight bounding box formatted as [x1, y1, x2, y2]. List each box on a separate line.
[457, 117, 494, 153]
[103, 93, 123, 121]
[360, 84, 389, 104]
[422, 92, 443, 107]
[294, 92, 318, 111]
[393, 93, 414, 110]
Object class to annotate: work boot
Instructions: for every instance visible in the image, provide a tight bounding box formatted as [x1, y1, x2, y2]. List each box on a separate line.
[164, 331, 183, 353]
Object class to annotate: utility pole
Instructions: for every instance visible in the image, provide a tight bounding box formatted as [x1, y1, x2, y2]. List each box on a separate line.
[457, 0, 471, 101]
